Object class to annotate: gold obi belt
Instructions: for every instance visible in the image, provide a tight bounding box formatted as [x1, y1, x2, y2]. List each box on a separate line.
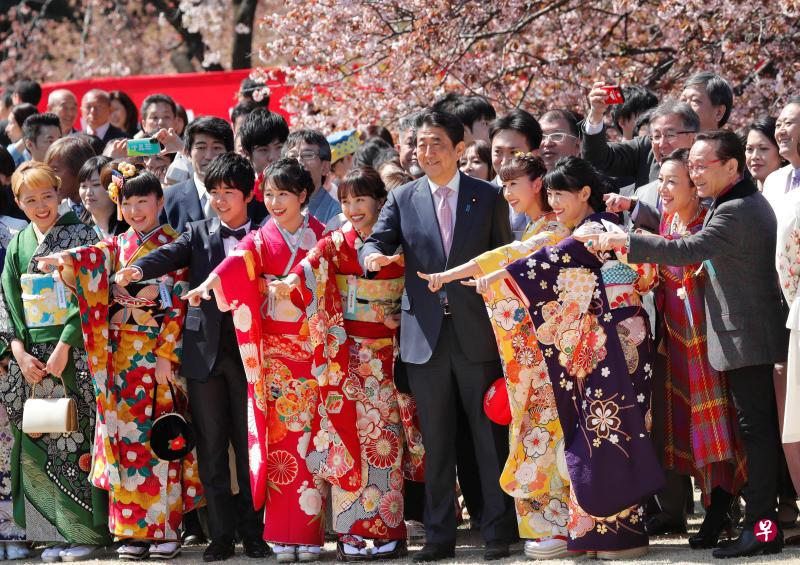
[335, 274, 404, 323]
[21, 273, 74, 328]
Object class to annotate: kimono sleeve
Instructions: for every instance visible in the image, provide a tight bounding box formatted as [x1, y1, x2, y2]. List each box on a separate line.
[59, 227, 101, 348]
[474, 223, 570, 275]
[0, 237, 25, 354]
[66, 240, 116, 375]
[153, 266, 190, 364]
[292, 232, 340, 309]
[778, 211, 800, 331]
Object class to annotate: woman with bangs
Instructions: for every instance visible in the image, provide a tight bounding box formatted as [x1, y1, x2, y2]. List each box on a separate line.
[0, 161, 111, 562]
[38, 161, 203, 560]
[461, 157, 662, 559]
[76, 156, 128, 239]
[268, 167, 421, 561]
[184, 158, 329, 563]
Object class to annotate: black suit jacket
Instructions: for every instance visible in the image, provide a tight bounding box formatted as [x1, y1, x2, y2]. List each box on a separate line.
[134, 218, 232, 381]
[359, 172, 512, 364]
[99, 124, 127, 145]
[581, 125, 658, 188]
[161, 177, 268, 233]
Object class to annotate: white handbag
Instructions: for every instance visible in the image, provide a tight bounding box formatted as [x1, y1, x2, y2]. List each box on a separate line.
[22, 376, 78, 434]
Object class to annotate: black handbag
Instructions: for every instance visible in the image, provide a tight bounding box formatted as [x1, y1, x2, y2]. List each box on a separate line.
[149, 382, 195, 461]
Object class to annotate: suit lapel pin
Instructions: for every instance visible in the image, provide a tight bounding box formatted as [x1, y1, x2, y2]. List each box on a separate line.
[465, 197, 477, 213]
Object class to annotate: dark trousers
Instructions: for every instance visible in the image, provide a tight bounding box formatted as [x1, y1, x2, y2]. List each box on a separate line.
[187, 316, 263, 543]
[406, 318, 516, 547]
[727, 364, 780, 526]
[456, 406, 484, 523]
[404, 480, 425, 522]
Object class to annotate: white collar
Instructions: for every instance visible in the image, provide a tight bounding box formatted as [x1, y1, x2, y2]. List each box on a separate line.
[193, 173, 207, 200]
[31, 222, 48, 244]
[221, 219, 250, 232]
[84, 121, 110, 139]
[428, 170, 460, 195]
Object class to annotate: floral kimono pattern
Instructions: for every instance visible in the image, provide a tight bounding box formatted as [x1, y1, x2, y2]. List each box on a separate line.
[0, 213, 111, 544]
[473, 213, 572, 540]
[506, 212, 664, 552]
[215, 216, 327, 546]
[777, 197, 800, 445]
[63, 226, 203, 541]
[656, 210, 745, 504]
[0, 218, 25, 542]
[294, 222, 421, 540]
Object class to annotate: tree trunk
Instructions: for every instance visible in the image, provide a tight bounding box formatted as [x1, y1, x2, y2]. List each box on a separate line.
[147, 0, 223, 72]
[231, 0, 257, 69]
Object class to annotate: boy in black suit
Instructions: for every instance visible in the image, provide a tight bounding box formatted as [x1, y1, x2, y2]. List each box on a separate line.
[161, 116, 267, 232]
[116, 153, 267, 562]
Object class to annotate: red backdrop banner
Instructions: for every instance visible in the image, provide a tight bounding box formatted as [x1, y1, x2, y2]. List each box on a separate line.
[39, 68, 291, 128]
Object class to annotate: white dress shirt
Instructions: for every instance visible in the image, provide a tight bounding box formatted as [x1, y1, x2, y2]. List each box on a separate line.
[221, 220, 251, 256]
[194, 173, 217, 219]
[584, 119, 605, 136]
[83, 121, 110, 140]
[428, 170, 460, 234]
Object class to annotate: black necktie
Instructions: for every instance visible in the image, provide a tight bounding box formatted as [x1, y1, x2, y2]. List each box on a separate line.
[220, 226, 247, 240]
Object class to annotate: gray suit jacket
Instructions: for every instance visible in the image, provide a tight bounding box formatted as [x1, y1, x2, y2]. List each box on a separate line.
[359, 172, 513, 364]
[628, 177, 789, 371]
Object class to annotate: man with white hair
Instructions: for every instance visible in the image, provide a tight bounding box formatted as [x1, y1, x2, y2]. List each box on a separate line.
[47, 89, 79, 135]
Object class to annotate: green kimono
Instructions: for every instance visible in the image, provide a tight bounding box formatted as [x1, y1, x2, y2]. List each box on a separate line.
[0, 212, 111, 544]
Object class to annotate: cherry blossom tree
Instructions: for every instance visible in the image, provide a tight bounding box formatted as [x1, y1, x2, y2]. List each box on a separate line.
[0, 0, 270, 83]
[253, 0, 800, 130]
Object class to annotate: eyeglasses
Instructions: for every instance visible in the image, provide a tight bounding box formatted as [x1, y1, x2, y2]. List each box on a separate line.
[290, 150, 320, 163]
[541, 132, 578, 143]
[650, 131, 694, 143]
[686, 159, 722, 174]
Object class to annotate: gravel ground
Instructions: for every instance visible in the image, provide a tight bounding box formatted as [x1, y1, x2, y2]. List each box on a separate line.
[8, 522, 800, 564]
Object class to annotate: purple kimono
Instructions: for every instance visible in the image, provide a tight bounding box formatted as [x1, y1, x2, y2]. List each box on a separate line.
[506, 212, 664, 551]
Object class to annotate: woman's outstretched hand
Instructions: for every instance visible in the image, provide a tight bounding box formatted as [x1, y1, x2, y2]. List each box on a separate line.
[461, 268, 509, 295]
[417, 271, 452, 293]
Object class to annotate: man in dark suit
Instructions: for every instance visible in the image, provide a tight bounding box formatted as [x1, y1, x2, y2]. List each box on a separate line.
[579, 130, 788, 558]
[360, 109, 517, 562]
[161, 116, 267, 232]
[47, 89, 79, 136]
[79, 89, 126, 144]
[116, 153, 268, 562]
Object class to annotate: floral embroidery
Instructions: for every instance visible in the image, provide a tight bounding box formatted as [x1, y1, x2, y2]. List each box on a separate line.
[586, 399, 621, 439]
[266, 450, 299, 485]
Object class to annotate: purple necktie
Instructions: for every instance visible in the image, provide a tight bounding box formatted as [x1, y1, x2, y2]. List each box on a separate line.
[436, 186, 454, 255]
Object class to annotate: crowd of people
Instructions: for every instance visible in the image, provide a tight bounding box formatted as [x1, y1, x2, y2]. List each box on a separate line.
[0, 70, 796, 563]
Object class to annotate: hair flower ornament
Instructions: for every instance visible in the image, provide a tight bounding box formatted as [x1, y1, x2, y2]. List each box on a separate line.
[118, 162, 137, 178]
[107, 165, 134, 221]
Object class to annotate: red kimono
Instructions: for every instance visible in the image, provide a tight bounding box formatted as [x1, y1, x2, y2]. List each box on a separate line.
[213, 215, 329, 546]
[292, 222, 424, 540]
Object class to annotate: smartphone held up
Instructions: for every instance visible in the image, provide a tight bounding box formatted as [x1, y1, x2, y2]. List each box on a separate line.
[126, 138, 164, 157]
